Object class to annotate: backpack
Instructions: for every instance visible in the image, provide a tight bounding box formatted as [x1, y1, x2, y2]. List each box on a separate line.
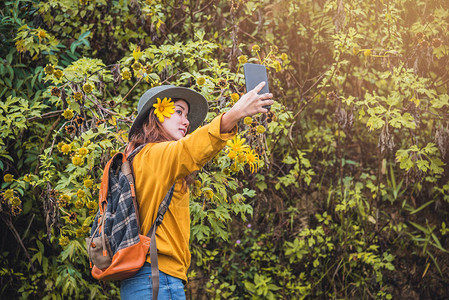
[86, 145, 174, 300]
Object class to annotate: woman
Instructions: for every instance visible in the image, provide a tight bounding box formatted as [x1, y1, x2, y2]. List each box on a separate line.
[120, 82, 273, 299]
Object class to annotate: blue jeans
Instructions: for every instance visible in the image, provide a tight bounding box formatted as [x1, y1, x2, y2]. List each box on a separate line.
[120, 262, 186, 300]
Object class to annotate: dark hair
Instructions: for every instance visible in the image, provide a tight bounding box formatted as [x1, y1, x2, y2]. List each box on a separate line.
[126, 107, 172, 156]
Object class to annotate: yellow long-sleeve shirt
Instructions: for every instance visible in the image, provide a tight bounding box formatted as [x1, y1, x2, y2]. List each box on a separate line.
[132, 114, 236, 281]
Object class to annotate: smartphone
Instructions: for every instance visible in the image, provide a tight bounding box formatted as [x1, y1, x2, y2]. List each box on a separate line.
[243, 63, 271, 110]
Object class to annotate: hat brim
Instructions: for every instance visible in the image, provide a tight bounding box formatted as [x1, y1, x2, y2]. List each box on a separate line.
[129, 85, 208, 139]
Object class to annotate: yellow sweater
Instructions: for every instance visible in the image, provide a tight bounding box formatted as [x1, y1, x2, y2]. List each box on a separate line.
[132, 114, 236, 281]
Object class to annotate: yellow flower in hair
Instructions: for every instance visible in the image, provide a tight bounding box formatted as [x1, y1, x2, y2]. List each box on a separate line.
[153, 97, 175, 123]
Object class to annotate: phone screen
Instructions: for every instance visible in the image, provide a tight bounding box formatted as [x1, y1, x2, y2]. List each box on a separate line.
[243, 63, 270, 109]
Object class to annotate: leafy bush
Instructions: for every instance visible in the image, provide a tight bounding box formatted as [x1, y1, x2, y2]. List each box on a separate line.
[1, 0, 449, 299]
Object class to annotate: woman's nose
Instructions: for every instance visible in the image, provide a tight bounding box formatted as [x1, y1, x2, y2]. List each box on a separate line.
[183, 115, 190, 126]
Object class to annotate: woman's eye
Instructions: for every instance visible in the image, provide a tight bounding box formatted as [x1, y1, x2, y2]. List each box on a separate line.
[176, 110, 182, 115]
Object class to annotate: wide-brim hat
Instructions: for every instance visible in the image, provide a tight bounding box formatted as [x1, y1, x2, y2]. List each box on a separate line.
[129, 85, 209, 139]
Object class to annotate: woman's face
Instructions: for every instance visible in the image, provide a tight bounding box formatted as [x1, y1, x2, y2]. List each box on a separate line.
[161, 99, 190, 141]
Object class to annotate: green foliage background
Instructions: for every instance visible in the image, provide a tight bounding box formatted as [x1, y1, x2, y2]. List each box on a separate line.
[1, 0, 449, 299]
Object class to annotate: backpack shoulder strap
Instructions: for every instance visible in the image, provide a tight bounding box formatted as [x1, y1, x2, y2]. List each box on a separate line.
[147, 184, 175, 300]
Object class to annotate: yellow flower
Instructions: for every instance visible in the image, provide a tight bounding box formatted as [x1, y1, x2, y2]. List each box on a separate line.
[252, 45, 260, 52]
[153, 97, 175, 123]
[87, 201, 97, 210]
[132, 61, 142, 72]
[121, 69, 132, 80]
[238, 55, 248, 64]
[54, 69, 63, 79]
[196, 77, 206, 85]
[83, 83, 94, 94]
[231, 93, 240, 102]
[37, 29, 47, 39]
[280, 53, 288, 61]
[60, 194, 71, 202]
[58, 195, 69, 207]
[44, 64, 54, 75]
[256, 125, 266, 134]
[227, 150, 237, 160]
[204, 190, 214, 200]
[84, 178, 93, 188]
[274, 60, 282, 72]
[62, 109, 74, 120]
[23, 174, 32, 182]
[61, 144, 71, 154]
[73, 92, 83, 102]
[3, 189, 14, 199]
[244, 117, 252, 125]
[4, 174, 14, 182]
[132, 46, 143, 61]
[77, 189, 85, 198]
[227, 135, 248, 153]
[78, 147, 88, 156]
[194, 180, 202, 188]
[352, 47, 360, 55]
[364, 49, 372, 57]
[75, 200, 84, 209]
[59, 236, 69, 247]
[11, 197, 21, 206]
[72, 156, 84, 166]
[245, 149, 260, 173]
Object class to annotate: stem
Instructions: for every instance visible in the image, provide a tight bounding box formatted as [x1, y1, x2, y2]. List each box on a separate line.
[1, 213, 35, 272]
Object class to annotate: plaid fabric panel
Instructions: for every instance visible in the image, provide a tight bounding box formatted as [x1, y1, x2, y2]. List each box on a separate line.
[90, 156, 140, 254]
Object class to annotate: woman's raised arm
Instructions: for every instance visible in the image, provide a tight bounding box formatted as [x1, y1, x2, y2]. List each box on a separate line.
[220, 81, 274, 133]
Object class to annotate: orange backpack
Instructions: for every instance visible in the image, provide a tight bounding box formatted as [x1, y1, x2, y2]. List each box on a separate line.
[86, 146, 174, 299]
